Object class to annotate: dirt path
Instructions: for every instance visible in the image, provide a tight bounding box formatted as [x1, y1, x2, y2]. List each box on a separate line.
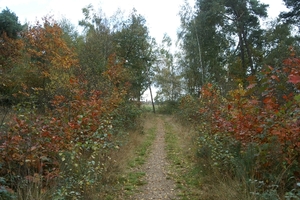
[130, 116, 178, 199]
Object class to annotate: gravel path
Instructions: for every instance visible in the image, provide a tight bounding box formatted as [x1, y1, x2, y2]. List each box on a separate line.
[130, 117, 178, 200]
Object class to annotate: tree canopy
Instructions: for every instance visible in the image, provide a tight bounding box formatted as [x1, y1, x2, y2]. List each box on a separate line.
[280, 0, 300, 29]
[0, 8, 23, 39]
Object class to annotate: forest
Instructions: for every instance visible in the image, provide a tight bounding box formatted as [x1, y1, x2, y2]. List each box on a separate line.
[0, 0, 300, 199]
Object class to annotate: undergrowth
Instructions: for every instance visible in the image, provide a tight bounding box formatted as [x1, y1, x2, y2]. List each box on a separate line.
[163, 116, 203, 199]
[104, 113, 157, 199]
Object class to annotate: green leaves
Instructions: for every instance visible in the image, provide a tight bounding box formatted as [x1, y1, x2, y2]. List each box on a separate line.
[0, 8, 23, 39]
[178, 50, 300, 197]
[113, 11, 154, 100]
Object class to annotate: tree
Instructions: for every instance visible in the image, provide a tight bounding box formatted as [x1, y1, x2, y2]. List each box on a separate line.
[0, 31, 24, 102]
[78, 5, 114, 90]
[223, 0, 268, 80]
[178, 0, 268, 94]
[154, 34, 182, 102]
[178, 1, 204, 95]
[262, 21, 299, 68]
[0, 8, 24, 102]
[0, 8, 23, 39]
[113, 10, 154, 101]
[178, 0, 230, 95]
[23, 17, 78, 106]
[280, 0, 300, 30]
[59, 17, 81, 50]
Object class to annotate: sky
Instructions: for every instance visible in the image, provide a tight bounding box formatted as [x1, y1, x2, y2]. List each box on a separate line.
[0, 0, 288, 45]
[0, 0, 289, 101]
[0, 0, 195, 44]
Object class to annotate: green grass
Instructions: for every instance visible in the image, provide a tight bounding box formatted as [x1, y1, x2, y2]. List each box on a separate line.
[164, 116, 257, 200]
[107, 115, 157, 198]
[121, 125, 157, 196]
[141, 103, 154, 112]
[127, 126, 156, 168]
[163, 117, 203, 200]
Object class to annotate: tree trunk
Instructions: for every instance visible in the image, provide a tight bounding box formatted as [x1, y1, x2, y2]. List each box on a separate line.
[149, 85, 155, 113]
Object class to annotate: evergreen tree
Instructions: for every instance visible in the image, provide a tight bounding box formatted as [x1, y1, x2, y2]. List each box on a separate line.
[178, 0, 268, 94]
[280, 0, 300, 30]
[0, 8, 23, 39]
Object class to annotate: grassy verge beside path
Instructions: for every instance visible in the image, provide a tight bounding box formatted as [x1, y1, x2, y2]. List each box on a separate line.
[104, 113, 157, 199]
[163, 116, 203, 199]
[164, 116, 255, 200]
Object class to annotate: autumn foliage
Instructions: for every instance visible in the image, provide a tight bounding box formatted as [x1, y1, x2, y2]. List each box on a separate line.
[179, 50, 300, 197]
[0, 15, 137, 198]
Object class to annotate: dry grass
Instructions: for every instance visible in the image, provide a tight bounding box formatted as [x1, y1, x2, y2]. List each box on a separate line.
[94, 112, 157, 199]
[109, 112, 156, 172]
[164, 115, 254, 200]
[198, 168, 253, 200]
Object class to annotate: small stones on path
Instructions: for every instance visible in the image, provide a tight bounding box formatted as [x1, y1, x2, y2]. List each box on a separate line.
[130, 117, 178, 200]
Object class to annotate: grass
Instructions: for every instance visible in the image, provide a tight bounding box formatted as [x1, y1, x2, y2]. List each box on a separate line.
[102, 112, 157, 199]
[127, 126, 156, 168]
[163, 115, 255, 200]
[122, 172, 146, 193]
[0, 106, 13, 127]
[163, 116, 203, 199]
[141, 103, 154, 112]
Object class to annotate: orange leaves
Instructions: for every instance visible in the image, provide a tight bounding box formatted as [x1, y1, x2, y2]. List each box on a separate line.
[0, 16, 139, 196]
[179, 50, 300, 190]
[263, 97, 278, 110]
[200, 83, 215, 98]
[282, 50, 300, 90]
[103, 54, 130, 87]
[22, 17, 79, 99]
[0, 32, 24, 68]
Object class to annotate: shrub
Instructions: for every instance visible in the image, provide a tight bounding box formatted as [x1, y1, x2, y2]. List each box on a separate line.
[179, 51, 300, 198]
[156, 100, 179, 114]
[0, 54, 141, 198]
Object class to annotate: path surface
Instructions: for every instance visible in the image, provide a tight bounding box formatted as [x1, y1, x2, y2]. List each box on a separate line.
[130, 116, 178, 200]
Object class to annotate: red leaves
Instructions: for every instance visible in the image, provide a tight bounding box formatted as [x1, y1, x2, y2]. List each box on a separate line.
[288, 74, 300, 84]
[227, 104, 232, 111]
[283, 52, 300, 90]
[179, 50, 300, 189]
[271, 75, 280, 81]
[0, 51, 131, 194]
[247, 83, 256, 89]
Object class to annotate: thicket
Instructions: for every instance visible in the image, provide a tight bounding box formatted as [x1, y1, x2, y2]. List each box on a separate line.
[178, 50, 300, 199]
[0, 9, 147, 199]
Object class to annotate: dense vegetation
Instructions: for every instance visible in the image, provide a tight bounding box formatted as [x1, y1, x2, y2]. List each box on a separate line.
[0, 0, 300, 199]
[175, 0, 300, 199]
[0, 6, 154, 199]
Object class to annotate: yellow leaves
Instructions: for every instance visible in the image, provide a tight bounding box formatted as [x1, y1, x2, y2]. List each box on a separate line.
[22, 17, 79, 99]
[42, 71, 50, 77]
[228, 84, 247, 100]
[26, 17, 78, 71]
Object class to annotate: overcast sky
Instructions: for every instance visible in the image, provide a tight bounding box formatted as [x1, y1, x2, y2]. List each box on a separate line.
[0, 0, 289, 100]
[0, 0, 288, 44]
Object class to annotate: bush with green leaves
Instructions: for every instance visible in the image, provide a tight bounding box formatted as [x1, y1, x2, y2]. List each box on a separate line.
[156, 100, 179, 114]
